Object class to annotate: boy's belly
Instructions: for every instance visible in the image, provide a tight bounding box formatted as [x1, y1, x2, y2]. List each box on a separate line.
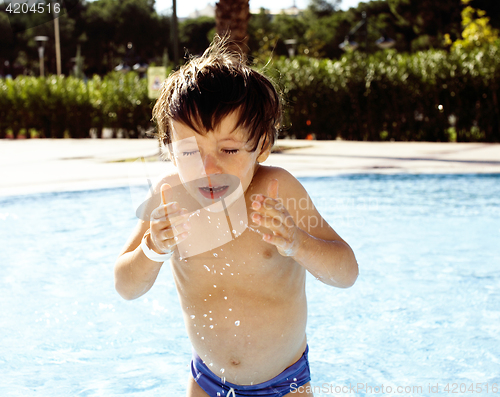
[184, 291, 307, 385]
[171, 236, 308, 384]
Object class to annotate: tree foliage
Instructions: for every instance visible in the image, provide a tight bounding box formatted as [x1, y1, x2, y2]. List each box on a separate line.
[0, 0, 499, 77]
[0, 0, 170, 76]
[387, 0, 463, 50]
[468, 0, 500, 30]
[446, 0, 499, 50]
[179, 16, 215, 56]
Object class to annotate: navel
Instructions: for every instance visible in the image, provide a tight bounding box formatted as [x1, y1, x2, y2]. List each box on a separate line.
[230, 357, 241, 366]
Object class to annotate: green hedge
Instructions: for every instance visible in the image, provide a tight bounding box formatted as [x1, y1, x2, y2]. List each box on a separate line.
[1, 44, 500, 141]
[264, 43, 500, 141]
[0, 72, 153, 139]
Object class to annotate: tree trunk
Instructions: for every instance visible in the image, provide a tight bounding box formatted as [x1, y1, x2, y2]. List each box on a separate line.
[215, 0, 250, 55]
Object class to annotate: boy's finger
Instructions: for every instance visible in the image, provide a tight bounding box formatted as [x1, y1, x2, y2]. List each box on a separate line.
[267, 179, 279, 200]
[151, 203, 184, 221]
[161, 183, 171, 206]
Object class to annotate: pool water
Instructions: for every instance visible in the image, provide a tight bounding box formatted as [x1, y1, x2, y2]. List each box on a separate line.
[1, 174, 499, 396]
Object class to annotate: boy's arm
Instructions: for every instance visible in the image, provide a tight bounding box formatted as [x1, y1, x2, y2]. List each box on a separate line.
[251, 170, 358, 288]
[114, 219, 164, 300]
[115, 179, 190, 300]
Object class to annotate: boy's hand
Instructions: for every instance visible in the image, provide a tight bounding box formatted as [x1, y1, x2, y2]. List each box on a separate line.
[251, 179, 304, 257]
[148, 183, 191, 254]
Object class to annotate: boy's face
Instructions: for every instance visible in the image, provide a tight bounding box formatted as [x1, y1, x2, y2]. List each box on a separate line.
[169, 111, 270, 208]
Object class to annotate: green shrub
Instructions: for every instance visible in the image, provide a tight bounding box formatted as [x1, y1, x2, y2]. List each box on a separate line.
[0, 72, 153, 138]
[0, 46, 499, 142]
[263, 42, 500, 142]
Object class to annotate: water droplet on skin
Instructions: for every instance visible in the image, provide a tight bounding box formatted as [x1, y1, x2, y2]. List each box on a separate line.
[204, 265, 210, 272]
[235, 320, 240, 326]
[204, 314, 207, 317]
[229, 308, 232, 311]
[224, 296, 228, 300]
[213, 285, 217, 288]
[209, 363, 213, 367]
[209, 318, 213, 321]
[209, 311, 212, 313]
[213, 253, 218, 257]
[226, 263, 231, 267]
[190, 315, 195, 319]
[201, 337, 204, 340]
[210, 325, 214, 329]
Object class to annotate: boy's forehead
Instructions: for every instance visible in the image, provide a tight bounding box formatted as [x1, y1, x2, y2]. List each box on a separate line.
[171, 114, 251, 142]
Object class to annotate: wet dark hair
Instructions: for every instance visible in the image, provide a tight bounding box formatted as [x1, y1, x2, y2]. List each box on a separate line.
[152, 36, 282, 153]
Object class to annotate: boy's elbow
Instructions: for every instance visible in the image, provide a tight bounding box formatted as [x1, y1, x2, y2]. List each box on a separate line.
[114, 262, 138, 301]
[341, 264, 358, 288]
[337, 247, 359, 288]
[322, 263, 358, 288]
[115, 281, 136, 301]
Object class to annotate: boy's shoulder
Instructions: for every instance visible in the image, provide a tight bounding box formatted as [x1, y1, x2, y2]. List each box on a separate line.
[252, 165, 308, 200]
[254, 164, 294, 182]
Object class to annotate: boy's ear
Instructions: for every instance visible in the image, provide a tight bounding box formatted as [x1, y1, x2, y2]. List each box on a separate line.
[257, 138, 272, 163]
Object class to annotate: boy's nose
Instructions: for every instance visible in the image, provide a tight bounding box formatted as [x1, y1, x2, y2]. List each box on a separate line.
[202, 153, 222, 175]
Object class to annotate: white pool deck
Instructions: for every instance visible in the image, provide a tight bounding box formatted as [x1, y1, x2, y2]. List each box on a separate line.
[1, 138, 499, 196]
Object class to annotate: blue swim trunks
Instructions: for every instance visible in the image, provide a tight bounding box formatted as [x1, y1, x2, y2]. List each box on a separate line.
[191, 345, 311, 397]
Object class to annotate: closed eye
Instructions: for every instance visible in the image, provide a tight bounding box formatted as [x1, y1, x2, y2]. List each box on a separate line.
[222, 149, 239, 154]
[182, 150, 199, 156]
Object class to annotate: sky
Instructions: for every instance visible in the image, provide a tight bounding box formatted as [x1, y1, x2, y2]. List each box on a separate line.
[155, 0, 363, 17]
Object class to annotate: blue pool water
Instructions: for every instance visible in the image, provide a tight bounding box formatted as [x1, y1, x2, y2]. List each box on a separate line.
[1, 174, 500, 396]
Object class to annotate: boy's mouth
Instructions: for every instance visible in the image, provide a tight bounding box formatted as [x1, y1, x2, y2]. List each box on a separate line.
[199, 185, 229, 200]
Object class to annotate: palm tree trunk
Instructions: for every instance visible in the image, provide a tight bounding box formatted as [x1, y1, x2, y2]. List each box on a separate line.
[215, 0, 250, 54]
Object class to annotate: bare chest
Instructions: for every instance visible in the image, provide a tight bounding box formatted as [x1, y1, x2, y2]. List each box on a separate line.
[172, 226, 298, 297]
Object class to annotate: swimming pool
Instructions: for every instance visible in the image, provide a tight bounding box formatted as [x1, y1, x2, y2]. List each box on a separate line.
[1, 174, 499, 396]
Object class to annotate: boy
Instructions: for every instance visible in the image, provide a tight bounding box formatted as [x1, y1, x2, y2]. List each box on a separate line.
[114, 38, 358, 397]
